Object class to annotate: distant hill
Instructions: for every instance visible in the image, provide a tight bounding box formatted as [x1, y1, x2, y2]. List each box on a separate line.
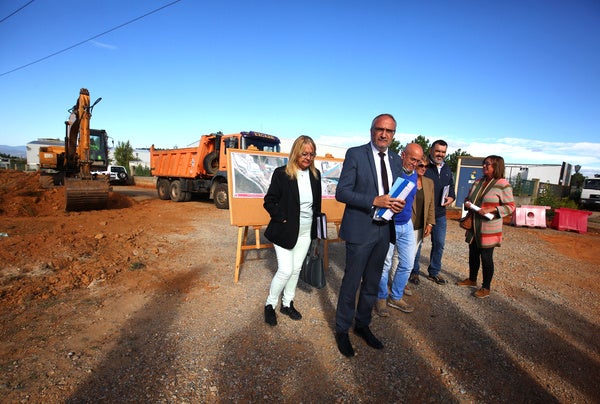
[0, 145, 27, 158]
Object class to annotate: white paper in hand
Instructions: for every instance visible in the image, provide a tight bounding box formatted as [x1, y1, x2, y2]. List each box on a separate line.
[374, 178, 416, 221]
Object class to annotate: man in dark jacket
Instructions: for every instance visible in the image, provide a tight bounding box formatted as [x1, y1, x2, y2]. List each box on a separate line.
[334, 113, 404, 357]
[423, 139, 455, 285]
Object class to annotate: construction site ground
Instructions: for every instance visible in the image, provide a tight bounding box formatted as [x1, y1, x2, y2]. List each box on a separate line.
[1, 170, 599, 402]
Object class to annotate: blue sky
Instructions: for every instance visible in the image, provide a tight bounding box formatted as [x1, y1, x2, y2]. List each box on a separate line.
[1, 0, 599, 176]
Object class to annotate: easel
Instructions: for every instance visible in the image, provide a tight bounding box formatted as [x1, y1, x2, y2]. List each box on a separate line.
[226, 150, 346, 283]
[234, 225, 272, 283]
[234, 221, 343, 282]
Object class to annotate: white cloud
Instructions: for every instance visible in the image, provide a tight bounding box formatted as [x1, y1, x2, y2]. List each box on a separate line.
[314, 133, 600, 177]
[91, 40, 117, 50]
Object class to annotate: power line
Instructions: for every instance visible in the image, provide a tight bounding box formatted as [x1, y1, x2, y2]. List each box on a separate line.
[0, 0, 182, 78]
[0, 0, 35, 24]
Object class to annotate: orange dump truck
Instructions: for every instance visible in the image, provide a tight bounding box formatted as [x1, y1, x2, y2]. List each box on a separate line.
[150, 131, 281, 209]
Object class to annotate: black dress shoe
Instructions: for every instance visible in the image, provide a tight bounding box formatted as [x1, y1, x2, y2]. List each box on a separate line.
[264, 304, 277, 326]
[280, 301, 302, 320]
[335, 332, 355, 357]
[353, 326, 384, 350]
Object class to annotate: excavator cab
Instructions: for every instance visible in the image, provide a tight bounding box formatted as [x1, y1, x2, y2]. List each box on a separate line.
[64, 88, 110, 211]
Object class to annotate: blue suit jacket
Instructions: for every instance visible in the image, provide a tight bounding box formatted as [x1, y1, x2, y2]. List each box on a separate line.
[336, 143, 402, 243]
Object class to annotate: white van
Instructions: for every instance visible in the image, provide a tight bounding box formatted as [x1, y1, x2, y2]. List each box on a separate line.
[580, 178, 600, 209]
[92, 165, 129, 184]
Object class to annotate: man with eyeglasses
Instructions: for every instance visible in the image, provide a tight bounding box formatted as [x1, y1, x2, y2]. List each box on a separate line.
[334, 113, 405, 357]
[421, 139, 456, 285]
[382, 143, 424, 314]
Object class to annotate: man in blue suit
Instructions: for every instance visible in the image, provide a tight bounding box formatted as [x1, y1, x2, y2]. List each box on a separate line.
[334, 113, 405, 357]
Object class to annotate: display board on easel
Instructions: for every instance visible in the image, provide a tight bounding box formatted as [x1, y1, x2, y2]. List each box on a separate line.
[226, 149, 345, 282]
[227, 149, 345, 226]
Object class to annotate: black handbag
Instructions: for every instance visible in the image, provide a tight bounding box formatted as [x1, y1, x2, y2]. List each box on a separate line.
[299, 239, 326, 289]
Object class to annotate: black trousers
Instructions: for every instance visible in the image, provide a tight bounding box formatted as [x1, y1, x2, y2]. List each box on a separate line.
[468, 242, 495, 290]
[335, 223, 390, 333]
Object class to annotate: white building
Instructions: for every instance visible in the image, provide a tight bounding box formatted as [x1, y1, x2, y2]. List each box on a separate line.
[279, 138, 348, 159]
[505, 163, 572, 185]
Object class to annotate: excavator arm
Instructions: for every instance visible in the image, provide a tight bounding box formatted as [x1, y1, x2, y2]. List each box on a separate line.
[64, 88, 110, 211]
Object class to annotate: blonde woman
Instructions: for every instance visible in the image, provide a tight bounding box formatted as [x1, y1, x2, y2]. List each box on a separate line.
[263, 136, 322, 326]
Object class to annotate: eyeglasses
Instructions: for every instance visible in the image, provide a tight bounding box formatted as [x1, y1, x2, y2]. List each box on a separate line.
[418, 164, 428, 168]
[301, 152, 316, 159]
[372, 127, 396, 135]
[482, 162, 492, 166]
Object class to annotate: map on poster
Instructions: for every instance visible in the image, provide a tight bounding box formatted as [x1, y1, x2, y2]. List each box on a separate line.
[228, 149, 345, 226]
[230, 152, 287, 198]
[315, 158, 343, 199]
[229, 152, 343, 199]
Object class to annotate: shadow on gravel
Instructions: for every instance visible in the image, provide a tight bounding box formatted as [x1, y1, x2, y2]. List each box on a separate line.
[314, 242, 575, 401]
[236, 220, 598, 401]
[403, 274, 600, 402]
[66, 270, 202, 403]
[511, 289, 600, 357]
[484, 289, 600, 399]
[214, 324, 337, 401]
[402, 286, 562, 402]
[214, 287, 456, 401]
[227, 237, 454, 401]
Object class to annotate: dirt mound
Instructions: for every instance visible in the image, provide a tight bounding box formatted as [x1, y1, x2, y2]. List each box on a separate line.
[0, 170, 142, 306]
[0, 170, 134, 217]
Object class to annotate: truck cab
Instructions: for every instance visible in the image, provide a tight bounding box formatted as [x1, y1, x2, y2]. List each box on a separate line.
[214, 131, 280, 174]
[580, 177, 600, 209]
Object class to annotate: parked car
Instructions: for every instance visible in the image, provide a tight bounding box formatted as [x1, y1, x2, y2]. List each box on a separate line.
[92, 165, 129, 184]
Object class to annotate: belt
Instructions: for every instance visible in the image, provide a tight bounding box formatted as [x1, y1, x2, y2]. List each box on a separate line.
[372, 220, 389, 226]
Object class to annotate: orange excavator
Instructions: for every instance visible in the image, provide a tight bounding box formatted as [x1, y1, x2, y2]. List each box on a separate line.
[62, 88, 110, 211]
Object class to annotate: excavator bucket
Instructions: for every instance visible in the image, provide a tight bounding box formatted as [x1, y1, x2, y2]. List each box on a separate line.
[65, 178, 110, 211]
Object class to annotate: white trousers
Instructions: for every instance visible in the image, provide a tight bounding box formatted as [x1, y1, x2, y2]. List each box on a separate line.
[266, 222, 312, 308]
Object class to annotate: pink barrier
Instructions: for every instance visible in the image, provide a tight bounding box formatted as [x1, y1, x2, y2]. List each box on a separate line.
[550, 207, 593, 234]
[511, 205, 551, 228]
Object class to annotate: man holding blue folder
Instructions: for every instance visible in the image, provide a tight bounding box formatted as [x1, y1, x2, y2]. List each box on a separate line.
[334, 113, 405, 357]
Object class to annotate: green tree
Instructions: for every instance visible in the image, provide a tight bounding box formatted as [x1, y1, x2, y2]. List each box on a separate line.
[446, 148, 471, 174]
[114, 141, 135, 174]
[132, 164, 152, 176]
[412, 135, 431, 155]
[571, 172, 585, 188]
[399, 135, 430, 155]
[397, 136, 471, 175]
[389, 138, 401, 153]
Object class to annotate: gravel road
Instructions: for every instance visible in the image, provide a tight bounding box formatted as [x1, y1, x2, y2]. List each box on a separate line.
[1, 177, 599, 402]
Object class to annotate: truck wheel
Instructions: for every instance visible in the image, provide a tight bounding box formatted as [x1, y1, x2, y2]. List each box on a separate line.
[157, 179, 171, 200]
[204, 151, 219, 175]
[170, 180, 187, 202]
[214, 182, 229, 209]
